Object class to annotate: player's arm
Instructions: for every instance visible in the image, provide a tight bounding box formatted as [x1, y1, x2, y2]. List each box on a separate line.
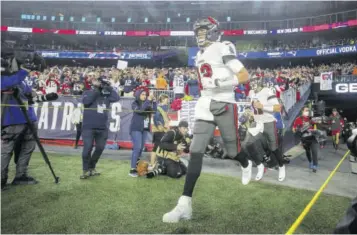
[260, 96, 280, 113]
[221, 41, 249, 84]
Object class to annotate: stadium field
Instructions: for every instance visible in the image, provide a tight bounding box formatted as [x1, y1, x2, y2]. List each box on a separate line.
[1, 153, 350, 234]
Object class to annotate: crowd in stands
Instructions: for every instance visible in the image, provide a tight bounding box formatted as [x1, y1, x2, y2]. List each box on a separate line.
[235, 37, 357, 52]
[25, 63, 357, 102]
[3, 33, 357, 52]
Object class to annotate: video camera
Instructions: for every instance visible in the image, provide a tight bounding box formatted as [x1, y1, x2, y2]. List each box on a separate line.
[97, 77, 113, 96]
[296, 120, 327, 144]
[1, 48, 46, 74]
[181, 134, 192, 153]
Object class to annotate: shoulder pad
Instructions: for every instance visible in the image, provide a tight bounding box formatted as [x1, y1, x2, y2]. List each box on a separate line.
[222, 41, 234, 46]
[220, 41, 236, 57]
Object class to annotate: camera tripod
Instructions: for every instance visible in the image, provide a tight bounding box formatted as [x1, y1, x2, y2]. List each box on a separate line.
[11, 88, 60, 184]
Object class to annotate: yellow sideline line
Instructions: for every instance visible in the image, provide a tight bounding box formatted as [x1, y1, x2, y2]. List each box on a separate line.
[285, 150, 351, 235]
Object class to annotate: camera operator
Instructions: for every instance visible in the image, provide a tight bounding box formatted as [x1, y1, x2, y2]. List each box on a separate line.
[80, 77, 120, 179]
[146, 121, 190, 179]
[1, 50, 46, 189]
[292, 106, 320, 173]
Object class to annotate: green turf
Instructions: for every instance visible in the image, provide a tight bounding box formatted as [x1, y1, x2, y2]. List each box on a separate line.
[1, 153, 351, 234]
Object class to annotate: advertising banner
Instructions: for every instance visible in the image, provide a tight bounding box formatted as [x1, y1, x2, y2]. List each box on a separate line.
[188, 44, 357, 65]
[35, 96, 152, 144]
[38, 51, 153, 60]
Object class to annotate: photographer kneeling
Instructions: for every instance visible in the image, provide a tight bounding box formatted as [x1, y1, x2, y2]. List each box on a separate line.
[81, 77, 120, 179]
[147, 121, 190, 179]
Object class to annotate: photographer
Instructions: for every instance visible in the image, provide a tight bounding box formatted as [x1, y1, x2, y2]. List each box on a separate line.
[1, 50, 46, 189]
[292, 106, 320, 172]
[80, 77, 120, 179]
[146, 121, 190, 179]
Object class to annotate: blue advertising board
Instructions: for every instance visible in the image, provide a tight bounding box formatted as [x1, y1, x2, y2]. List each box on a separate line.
[188, 44, 357, 66]
[38, 51, 153, 60]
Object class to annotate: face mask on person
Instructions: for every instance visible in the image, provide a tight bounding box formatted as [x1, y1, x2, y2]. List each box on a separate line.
[303, 111, 309, 117]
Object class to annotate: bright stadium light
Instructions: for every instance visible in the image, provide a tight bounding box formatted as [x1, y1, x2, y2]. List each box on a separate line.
[186, 17, 190, 23]
[127, 17, 131, 23]
[82, 17, 86, 22]
[227, 16, 231, 22]
[111, 17, 115, 22]
[145, 17, 148, 23]
[167, 17, 171, 23]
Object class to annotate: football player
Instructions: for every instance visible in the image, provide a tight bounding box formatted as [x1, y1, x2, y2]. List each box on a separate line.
[162, 17, 252, 223]
[249, 83, 286, 181]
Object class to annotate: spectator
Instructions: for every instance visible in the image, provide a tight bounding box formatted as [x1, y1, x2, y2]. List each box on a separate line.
[121, 72, 137, 97]
[45, 74, 60, 94]
[185, 73, 200, 98]
[129, 87, 157, 177]
[156, 73, 168, 90]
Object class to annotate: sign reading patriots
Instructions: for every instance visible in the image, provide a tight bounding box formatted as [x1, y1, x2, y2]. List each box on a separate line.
[35, 96, 152, 144]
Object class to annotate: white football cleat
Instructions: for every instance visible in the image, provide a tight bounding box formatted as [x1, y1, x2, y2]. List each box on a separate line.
[241, 160, 252, 185]
[278, 165, 286, 182]
[162, 196, 192, 223]
[255, 163, 265, 181]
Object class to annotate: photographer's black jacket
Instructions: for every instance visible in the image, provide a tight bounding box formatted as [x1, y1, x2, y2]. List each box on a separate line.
[160, 128, 190, 153]
[157, 128, 190, 162]
[82, 88, 120, 130]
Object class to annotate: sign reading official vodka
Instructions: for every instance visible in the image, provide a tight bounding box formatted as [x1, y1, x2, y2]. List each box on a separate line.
[335, 83, 357, 93]
[317, 45, 357, 56]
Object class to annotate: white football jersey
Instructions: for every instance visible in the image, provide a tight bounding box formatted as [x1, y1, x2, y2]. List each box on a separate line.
[173, 74, 185, 94]
[195, 41, 243, 103]
[249, 88, 278, 123]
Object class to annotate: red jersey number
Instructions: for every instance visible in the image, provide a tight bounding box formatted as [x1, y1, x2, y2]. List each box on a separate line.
[199, 63, 213, 78]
